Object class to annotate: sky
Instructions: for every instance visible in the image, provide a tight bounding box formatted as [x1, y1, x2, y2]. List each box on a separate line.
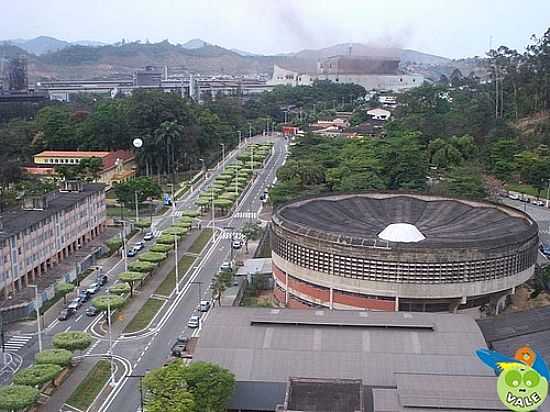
[1, 0, 549, 58]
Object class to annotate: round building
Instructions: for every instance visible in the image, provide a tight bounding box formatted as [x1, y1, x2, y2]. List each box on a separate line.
[271, 193, 539, 312]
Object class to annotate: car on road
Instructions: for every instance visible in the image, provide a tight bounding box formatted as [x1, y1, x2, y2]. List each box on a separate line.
[187, 315, 200, 328]
[133, 241, 145, 251]
[171, 335, 190, 357]
[86, 306, 99, 316]
[98, 274, 108, 286]
[78, 290, 90, 302]
[232, 239, 242, 249]
[199, 300, 211, 312]
[144, 232, 154, 241]
[540, 243, 550, 258]
[220, 261, 232, 273]
[69, 297, 82, 309]
[533, 200, 545, 207]
[127, 248, 138, 257]
[58, 308, 74, 321]
[86, 282, 101, 294]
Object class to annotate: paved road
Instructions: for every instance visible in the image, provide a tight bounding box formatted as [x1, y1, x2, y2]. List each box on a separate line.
[100, 136, 287, 412]
[0, 136, 268, 385]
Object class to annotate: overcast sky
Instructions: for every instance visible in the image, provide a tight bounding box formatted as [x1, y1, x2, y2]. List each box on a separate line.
[2, 0, 549, 58]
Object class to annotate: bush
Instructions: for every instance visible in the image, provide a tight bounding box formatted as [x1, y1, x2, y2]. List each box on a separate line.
[178, 216, 194, 223]
[0, 385, 40, 411]
[150, 243, 173, 253]
[182, 209, 200, 217]
[196, 198, 210, 207]
[173, 221, 192, 229]
[91, 294, 127, 311]
[135, 219, 152, 229]
[14, 364, 63, 386]
[53, 331, 93, 351]
[156, 235, 180, 245]
[220, 192, 238, 201]
[164, 227, 188, 236]
[105, 237, 122, 254]
[35, 349, 73, 367]
[138, 252, 167, 263]
[128, 261, 157, 273]
[214, 198, 233, 208]
[109, 283, 131, 295]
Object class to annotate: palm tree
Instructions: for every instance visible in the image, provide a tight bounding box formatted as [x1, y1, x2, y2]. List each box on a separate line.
[154, 121, 185, 177]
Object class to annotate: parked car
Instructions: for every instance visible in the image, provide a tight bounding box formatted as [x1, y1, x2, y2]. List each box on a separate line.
[533, 200, 545, 207]
[58, 309, 74, 321]
[127, 248, 138, 257]
[69, 297, 82, 309]
[508, 193, 520, 200]
[540, 243, 550, 258]
[133, 241, 145, 251]
[98, 274, 108, 286]
[199, 300, 211, 312]
[171, 335, 190, 357]
[232, 239, 242, 249]
[187, 315, 200, 328]
[144, 232, 154, 241]
[86, 282, 101, 294]
[78, 290, 90, 302]
[86, 306, 99, 316]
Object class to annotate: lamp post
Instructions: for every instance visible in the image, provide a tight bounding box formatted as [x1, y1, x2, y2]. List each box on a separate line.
[29, 285, 42, 352]
[248, 122, 252, 141]
[126, 374, 146, 412]
[220, 143, 225, 172]
[210, 190, 216, 243]
[107, 288, 116, 386]
[238, 130, 242, 149]
[169, 183, 180, 294]
[225, 226, 235, 260]
[546, 179, 550, 208]
[134, 191, 140, 225]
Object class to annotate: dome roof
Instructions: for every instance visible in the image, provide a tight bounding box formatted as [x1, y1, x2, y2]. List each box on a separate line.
[378, 223, 425, 243]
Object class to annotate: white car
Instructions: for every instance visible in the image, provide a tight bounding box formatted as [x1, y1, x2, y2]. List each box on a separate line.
[199, 300, 211, 312]
[143, 232, 154, 241]
[533, 200, 545, 207]
[232, 239, 242, 249]
[133, 241, 145, 251]
[187, 315, 200, 328]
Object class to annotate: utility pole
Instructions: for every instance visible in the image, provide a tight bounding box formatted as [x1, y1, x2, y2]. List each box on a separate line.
[134, 191, 139, 224]
[210, 191, 216, 243]
[248, 122, 252, 140]
[220, 143, 225, 172]
[172, 185, 180, 294]
[238, 130, 242, 148]
[121, 221, 128, 272]
[30, 285, 42, 352]
[107, 289, 116, 386]
[546, 179, 550, 208]
[0, 312, 5, 365]
[126, 375, 146, 412]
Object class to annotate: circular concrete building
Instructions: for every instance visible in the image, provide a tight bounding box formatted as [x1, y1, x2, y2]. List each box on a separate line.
[271, 193, 539, 312]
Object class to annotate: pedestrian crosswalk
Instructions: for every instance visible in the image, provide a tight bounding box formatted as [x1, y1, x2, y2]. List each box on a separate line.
[152, 229, 162, 237]
[220, 232, 245, 240]
[234, 212, 257, 219]
[4, 334, 33, 353]
[174, 211, 184, 217]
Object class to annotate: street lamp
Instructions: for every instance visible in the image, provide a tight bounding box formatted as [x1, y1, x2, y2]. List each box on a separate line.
[29, 285, 42, 352]
[220, 143, 225, 172]
[169, 183, 180, 295]
[546, 179, 550, 208]
[106, 288, 116, 386]
[238, 130, 242, 149]
[126, 374, 146, 412]
[225, 226, 235, 260]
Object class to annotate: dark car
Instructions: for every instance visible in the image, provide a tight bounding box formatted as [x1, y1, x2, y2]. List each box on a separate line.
[98, 274, 108, 286]
[540, 243, 550, 258]
[58, 308, 74, 321]
[171, 336, 189, 357]
[79, 290, 90, 302]
[86, 306, 99, 317]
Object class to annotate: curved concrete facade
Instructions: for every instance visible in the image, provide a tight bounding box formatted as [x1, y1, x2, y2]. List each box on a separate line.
[271, 193, 539, 312]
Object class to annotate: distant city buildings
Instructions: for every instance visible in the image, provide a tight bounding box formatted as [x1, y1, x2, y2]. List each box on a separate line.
[0, 182, 106, 300]
[269, 56, 424, 92]
[25, 150, 137, 189]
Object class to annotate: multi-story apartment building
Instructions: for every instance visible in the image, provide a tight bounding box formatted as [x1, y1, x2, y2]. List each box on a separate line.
[0, 182, 106, 299]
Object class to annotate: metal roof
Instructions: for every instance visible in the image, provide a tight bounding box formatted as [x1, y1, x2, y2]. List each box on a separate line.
[274, 193, 537, 250]
[193, 308, 491, 388]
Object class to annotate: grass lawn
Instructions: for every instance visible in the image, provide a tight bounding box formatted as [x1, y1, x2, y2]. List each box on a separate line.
[155, 255, 196, 296]
[123, 298, 165, 333]
[504, 183, 541, 198]
[188, 228, 213, 255]
[66, 360, 111, 411]
[106, 205, 135, 218]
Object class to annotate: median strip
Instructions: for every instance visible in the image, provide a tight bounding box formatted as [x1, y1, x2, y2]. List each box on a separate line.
[123, 297, 165, 334]
[65, 359, 111, 411]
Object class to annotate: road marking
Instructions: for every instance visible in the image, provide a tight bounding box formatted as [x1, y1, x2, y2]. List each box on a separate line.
[64, 325, 72, 332]
[219, 231, 245, 240]
[234, 211, 257, 219]
[75, 314, 84, 322]
[3, 335, 32, 353]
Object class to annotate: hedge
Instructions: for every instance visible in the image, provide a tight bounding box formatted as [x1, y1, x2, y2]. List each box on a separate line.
[163, 227, 188, 236]
[214, 198, 233, 208]
[0, 385, 40, 411]
[53, 331, 93, 351]
[150, 243, 173, 253]
[128, 261, 157, 272]
[91, 294, 126, 311]
[155, 235, 180, 245]
[182, 209, 200, 217]
[138, 252, 167, 263]
[135, 219, 152, 229]
[108, 283, 131, 295]
[13, 364, 63, 386]
[35, 349, 73, 367]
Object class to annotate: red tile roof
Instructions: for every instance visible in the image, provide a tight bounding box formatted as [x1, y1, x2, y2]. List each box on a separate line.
[35, 151, 111, 158]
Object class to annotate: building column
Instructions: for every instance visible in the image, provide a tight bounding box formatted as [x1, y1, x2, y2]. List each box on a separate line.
[285, 272, 289, 306]
[394, 296, 399, 311]
[329, 287, 333, 310]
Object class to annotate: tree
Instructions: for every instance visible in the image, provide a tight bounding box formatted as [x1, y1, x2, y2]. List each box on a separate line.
[0, 385, 40, 411]
[52, 331, 93, 351]
[113, 177, 162, 207]
[108, 283, 131, 295]
[118, 272, 146, 297]
[91, 294, 126, 311]
[446, 166, 488, 200]
[35, 349, 73, 367]
[143, 360, 195, 412]
[181, 361, 235, 412]
[78, 157, 103, 181]
[55, 282, 75, 304]
[13, 364, 63, 386]
[241, 223, 263, 241]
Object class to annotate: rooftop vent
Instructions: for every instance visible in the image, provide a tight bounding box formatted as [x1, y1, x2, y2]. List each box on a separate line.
[378, 223, 425, 243]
